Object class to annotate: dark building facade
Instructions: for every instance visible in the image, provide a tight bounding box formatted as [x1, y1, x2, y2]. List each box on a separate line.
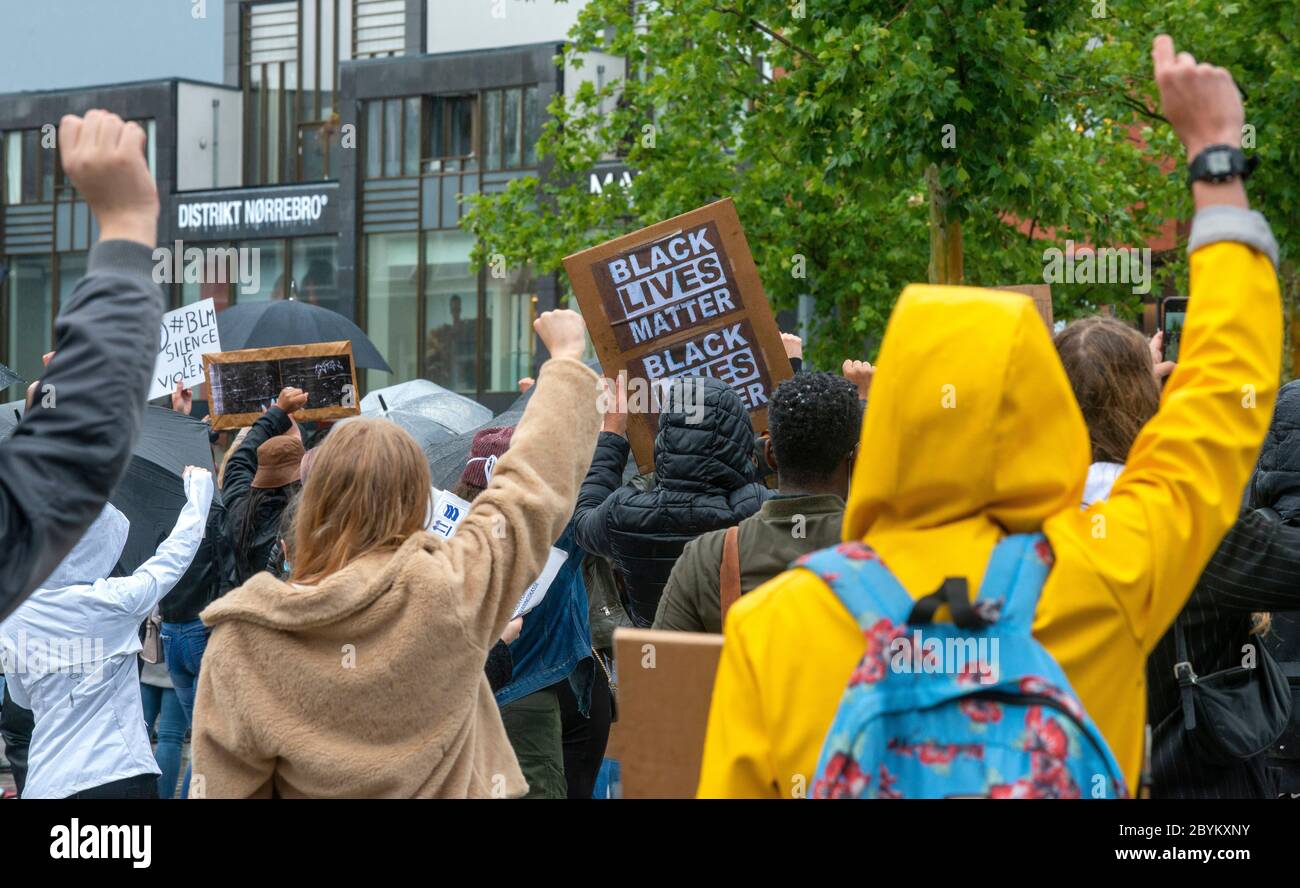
[1, 0, 599, 411]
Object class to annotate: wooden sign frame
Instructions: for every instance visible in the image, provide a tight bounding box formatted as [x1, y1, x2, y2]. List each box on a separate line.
[563, 198, 794, 473]
[994, 283, 1054, 329]
[203, 340, 360, 430]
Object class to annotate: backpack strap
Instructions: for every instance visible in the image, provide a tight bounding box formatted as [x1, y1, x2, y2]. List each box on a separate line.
[795, 542, 916, 628]
[719, 526, 741, 622]
[969, 532, 1054, 633]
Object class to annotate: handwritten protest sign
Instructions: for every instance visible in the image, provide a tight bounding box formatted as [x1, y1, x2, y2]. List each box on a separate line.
[203, 340, 359, 430]
[149, 298, 221, 400]
[564, 199, 793, 472]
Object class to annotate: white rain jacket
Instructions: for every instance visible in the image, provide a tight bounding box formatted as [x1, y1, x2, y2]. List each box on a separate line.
[0, 469, 213, 798]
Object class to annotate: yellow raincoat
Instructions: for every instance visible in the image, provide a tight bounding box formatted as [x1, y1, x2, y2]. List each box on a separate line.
[698, 241, 1281, 798]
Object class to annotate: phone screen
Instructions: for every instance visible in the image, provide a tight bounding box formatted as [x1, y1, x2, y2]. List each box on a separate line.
[1163, 309, 1186, 363]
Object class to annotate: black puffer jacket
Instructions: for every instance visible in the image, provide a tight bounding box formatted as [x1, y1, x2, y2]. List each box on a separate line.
[573, 376, 771, 626]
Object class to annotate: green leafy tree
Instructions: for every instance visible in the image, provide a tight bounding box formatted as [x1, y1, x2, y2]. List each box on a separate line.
[465, 0, 1297, 367]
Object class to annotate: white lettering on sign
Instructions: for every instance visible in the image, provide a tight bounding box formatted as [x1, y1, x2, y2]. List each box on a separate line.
[149, 298, 222, 400]
[638, 321, 768, 410]
[177, 194, 329, 231]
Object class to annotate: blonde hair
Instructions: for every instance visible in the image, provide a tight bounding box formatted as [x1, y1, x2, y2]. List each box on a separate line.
[291, 419, 431, 584]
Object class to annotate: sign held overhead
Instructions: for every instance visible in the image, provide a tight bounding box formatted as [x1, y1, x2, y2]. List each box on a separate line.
[564, 199, 793, 472]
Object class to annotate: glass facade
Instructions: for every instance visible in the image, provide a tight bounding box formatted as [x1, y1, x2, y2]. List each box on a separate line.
[364, 232, 419, 390]
[244, 0, 404, 184]
[4, 256, 53, 401]
[358, 84, 544, 398]
[174, 236, 340, 316]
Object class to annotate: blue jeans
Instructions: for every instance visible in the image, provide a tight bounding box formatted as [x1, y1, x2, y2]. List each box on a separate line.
[162, 619, 209, 798]
[140, 682, 186, 799]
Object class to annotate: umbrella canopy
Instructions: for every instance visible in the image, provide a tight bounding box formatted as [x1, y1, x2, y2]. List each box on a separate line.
[0, 403, 215, 572]
[110, 406, 217, 573]
[217, 299, 393, 372]
[0, 362, 22, 390]
[361, 379, 491, 434]
[0, 399, 24, 439]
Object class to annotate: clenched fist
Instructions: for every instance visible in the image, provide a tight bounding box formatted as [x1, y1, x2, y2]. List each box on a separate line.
[534, 309, 587, 362]
[59, 110, 159, 248]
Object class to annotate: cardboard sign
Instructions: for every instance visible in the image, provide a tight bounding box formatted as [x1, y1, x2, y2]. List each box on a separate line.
[149, 298, 221, 400]
[994, 283, 1054, 329]
[204, 341, 359, 430]
[564, 199, 794, 472]
[606, 628, 724, 799]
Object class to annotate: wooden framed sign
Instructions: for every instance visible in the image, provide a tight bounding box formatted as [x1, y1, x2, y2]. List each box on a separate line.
[563, 198, 794, 472]
[203, 340, 359, 430]
[994, 283, 1054, 330]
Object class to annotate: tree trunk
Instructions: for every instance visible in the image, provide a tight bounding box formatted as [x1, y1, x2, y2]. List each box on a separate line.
[926, 163, 964, 285]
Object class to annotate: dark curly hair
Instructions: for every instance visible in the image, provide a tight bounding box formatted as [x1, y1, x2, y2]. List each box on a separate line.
[767, 371, 862, 487]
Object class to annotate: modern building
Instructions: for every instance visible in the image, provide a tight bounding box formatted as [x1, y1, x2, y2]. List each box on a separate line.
[0, 0, 622, 409]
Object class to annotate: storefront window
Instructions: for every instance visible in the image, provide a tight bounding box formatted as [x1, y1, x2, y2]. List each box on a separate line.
[364, 232, 419, 389]
[179, 242, 235, 313]
[293, 236, 341, 316]
[4, 255, 53, 400]
[481, 87, 541, 171]
[3, 129, 54, 205]
[482, 264, 536, 394]
[422, 230, 477, 394]
[239, 239, 289, 302]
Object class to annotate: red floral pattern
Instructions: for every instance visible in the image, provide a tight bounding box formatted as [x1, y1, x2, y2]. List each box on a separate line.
[959, 698, 1003, 724]
[888, 737, 985, 765]
[811, 751, 870, 799]
[849, 617, 908, 686]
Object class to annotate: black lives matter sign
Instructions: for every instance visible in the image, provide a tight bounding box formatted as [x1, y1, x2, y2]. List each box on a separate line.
[565, 199, 794, 471]
[626, 319, 771, 412]
[596, 220, 744, 351]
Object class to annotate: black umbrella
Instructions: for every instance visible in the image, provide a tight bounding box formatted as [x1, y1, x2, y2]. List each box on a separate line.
[108, 406, 216, 573]
[217, 299, 393, 372]
[0, 362, 22, 391]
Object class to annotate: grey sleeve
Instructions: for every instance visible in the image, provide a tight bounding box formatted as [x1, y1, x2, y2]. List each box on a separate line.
[1187, 205, 1279, 268]
[0, 240, 164, 620]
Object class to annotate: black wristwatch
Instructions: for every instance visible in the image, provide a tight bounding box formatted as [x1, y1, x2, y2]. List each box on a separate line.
[1188, 144, 1258, 186]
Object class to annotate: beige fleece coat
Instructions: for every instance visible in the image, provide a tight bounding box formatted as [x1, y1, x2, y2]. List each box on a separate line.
[190, 357, 600, 798]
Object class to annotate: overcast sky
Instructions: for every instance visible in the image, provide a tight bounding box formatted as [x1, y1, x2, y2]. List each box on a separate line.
[0, 0, 224, 94]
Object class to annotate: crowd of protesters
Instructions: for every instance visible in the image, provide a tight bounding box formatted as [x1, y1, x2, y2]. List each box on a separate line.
[0, 35, 1298, 799]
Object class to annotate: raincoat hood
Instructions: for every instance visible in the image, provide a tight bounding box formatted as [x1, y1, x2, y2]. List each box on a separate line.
[653, 375, 756, 493]
[844, 285, 1090, 542]
[38, 502, 129, 589]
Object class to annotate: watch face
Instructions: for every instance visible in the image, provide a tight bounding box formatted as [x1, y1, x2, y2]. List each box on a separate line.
[1206, 151, 1233, 175]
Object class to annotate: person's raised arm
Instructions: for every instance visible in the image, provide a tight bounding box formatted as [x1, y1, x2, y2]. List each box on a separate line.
[107, 467, 215, 619]
[0, 111, 163, 620]
[221, 387, 304, 512]
[1055, 36, 1282, 651]
[438, 310, 601, 646]
[571, 388, 629, 557]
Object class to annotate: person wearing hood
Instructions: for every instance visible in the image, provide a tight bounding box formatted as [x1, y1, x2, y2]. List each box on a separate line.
[654, 371, 862, 634]
[188, 311, 599, 798]
[572, 374, 772, 627]
[698, 37, 1282, 798]
[0, 467, 214, 798]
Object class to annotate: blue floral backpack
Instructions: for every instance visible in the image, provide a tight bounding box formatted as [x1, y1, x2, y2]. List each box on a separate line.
[797, 534, 1128, 799]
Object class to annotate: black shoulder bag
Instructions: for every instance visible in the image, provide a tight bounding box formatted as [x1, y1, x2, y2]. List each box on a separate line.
[1173, 618, 1293, 766]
